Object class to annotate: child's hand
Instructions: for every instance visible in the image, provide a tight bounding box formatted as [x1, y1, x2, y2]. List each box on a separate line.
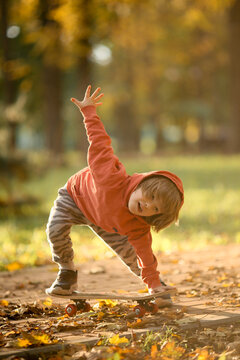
[71, 85, 104, 110]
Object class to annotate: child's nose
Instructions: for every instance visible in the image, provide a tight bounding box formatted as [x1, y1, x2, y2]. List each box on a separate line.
[145, 202, 154, 211]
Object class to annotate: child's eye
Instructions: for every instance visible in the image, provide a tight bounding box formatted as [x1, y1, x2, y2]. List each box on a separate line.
[152, 195, 155, 200]
[155, 207, 159, 213]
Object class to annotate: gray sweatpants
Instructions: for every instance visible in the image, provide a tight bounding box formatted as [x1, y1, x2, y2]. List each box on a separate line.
[46, 185, 140, 277]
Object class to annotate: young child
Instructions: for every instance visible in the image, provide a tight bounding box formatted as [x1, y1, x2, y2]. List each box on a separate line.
[46, 85, 184, 303]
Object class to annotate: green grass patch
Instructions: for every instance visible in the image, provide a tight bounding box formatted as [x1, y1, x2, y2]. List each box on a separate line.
[1, 153, 240, 270]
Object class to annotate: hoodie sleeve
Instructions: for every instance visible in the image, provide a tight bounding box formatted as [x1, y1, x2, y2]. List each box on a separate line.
[81, 105, 127, 187]
[127, 230, 161, 289]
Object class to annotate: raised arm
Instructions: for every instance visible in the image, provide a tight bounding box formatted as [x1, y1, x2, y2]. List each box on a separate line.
[71, 86, 126, 186]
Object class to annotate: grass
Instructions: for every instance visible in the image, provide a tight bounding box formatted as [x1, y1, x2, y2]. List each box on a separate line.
[1, 152, 240, 270]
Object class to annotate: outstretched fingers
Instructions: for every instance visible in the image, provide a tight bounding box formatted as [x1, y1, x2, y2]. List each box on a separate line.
[94, 93, 104, 102]
[92, 87, 104, 106]
[71, 85, 104, 109]
[71, 97, 79, 104]
[85, 85, 91, 98]
[91, 87, 101, 99]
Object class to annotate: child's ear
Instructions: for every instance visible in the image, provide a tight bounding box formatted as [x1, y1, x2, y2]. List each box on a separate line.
[175, 219, 179, 226]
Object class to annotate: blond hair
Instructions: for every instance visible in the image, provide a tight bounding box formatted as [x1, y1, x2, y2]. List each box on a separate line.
[138, 175, 182, 232]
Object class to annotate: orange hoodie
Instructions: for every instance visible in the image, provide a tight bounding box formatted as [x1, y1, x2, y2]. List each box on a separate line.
[67, 106, 184, 289]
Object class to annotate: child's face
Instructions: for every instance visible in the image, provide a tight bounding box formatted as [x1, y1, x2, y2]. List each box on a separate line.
[128, 187, 162, 217]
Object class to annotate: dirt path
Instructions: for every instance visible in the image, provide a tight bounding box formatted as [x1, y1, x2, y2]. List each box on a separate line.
[1, 243, 239, 303]
[1, 244, 240, 358]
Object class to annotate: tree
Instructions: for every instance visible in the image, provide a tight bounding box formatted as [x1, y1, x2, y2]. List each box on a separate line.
[38, 0, 64, 158]
[0, 0, 18, 153]
[229, 0, 240, 152]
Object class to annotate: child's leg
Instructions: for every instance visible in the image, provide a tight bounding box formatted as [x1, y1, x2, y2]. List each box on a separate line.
[46, 185, 88, 268]
[46, 185, 88, 294]
[90, 225, 141, 277]
[90, 225, 172, 306]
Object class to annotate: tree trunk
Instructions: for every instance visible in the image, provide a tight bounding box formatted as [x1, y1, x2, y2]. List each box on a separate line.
[0, 0, 17, 153]
[228, 0, 240, 152]
[39, 0, 64, 158]
[115, 100, 139, 152]
[42, 64, 63, 156]
[114, 56, 139, 152]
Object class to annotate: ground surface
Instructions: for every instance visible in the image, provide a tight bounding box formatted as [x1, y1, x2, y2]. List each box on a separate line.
[1, 244, 240, 359]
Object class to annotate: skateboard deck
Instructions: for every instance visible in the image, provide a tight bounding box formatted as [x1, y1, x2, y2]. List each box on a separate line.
[45, 288, 176, 317]
[45, 289, 175, 301]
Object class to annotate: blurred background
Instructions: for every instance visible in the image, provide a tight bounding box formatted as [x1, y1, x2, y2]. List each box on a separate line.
[0, 0, 239, 271]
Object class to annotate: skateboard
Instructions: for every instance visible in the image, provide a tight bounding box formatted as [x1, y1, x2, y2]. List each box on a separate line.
[45, 289, 176, 317]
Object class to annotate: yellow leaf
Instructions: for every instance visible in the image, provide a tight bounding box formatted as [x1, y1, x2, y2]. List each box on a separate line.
[109, 334, 129, 345]
[127, 318, 142, 328]
[33, 333, 52, 345]
[218, 353, 226, 360]
[98, 299, 118, 308]
[151, 344, 158, 358]
[43, 297, 52, 307]
[0, 300, 9, 307]
[161, 341, 185, 358]
[97, 311, 105, 320]
[6, 262, 24, 271]
[186, 291, 198, 298]
[222, 283, 232, 288]
[197, 349, 211, 360]
[17, 338, 32, 348]
[105, 299, 118, 307]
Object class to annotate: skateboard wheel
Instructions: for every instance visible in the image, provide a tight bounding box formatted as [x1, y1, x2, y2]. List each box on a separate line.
[134, 305, 146, 318]
[83, 302, 91, 312]
[65, 303, 77, 316]
[149, 302, 158, 314]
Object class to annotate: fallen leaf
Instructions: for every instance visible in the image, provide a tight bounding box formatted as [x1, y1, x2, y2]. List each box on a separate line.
[97, 311, 105, 320]
[108, 334, 129, 345]
[17, 338, 32, 348]
[127, 318, 142, 328]
[6, 262, 24, 271]
[33, 333, 53, 345]
[151, 344, 158, 358]
[97, 299, 118, 308]
[197, 349, 214, 360]
[161, 341, 185, 359]
[0, 300, 9, 307]
[43, 297, 53, 307]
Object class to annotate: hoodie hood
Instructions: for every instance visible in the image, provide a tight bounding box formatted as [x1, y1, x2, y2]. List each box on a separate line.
[125, 170, 184, 208]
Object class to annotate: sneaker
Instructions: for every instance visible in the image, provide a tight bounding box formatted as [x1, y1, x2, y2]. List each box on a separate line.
[159, 280, 172, 299]
[46, 269, 78, 295]
[156, 280, 173, 308]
